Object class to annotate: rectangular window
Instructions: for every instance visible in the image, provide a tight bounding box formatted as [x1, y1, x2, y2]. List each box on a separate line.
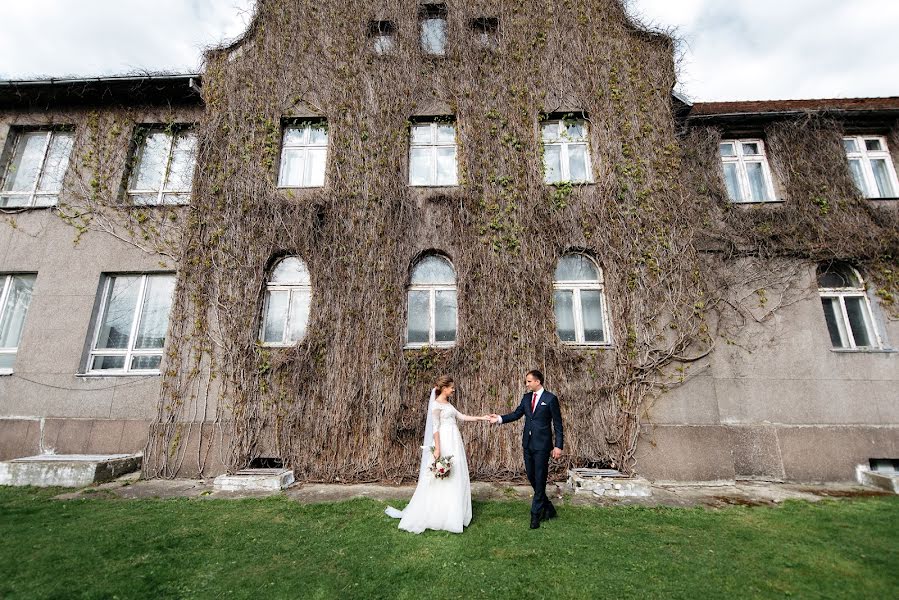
[470, 17, 499, 49]
[368, 20, 396, 55]
[819, 292, 879, 350]
[88, 274, 175, 374]
[278, 121, 328, 188]
[127, 127, 196, 206]
[542, 118, 593, 184]
[843, 135, 898, 198]
[0, 274, 36, 373]
[718, 139, 776, 203]
[409, 121, 458, 186]
[420, 4, 447, 55]
[1, 129, 74, 208]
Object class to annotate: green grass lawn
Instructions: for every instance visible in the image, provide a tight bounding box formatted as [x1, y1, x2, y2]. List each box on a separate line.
[0, 487, 896, 599]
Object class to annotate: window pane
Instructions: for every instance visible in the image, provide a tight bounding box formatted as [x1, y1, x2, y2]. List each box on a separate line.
[553, 290, 576, 342]
[164, 133, 196, 192]
[91, 355, 126, 371]
[306, 148, 327, 186]
[406, 290, 429, 344]
[435, 147, 457, 186]
[543, 145, 561, 184]
[409, 147, 433, 185]
[309, 124, 328, 146]
[0, 353, 14, 369]
[564, 122, 585, 140]
[844, 297, 872, 347]
[262, 290, 289, 343]
[373, 34, 394, 54]
[36, 132, 74, 193]
[283, 127, 306, 146]
[542, 123, 559, 142]
[0, 194, 30, 208]
[722, 162, 741, 201]
[271, 257, 310, 284]
[842, 138, 858, 153]
[719, 143, 736, 157]
[436, 125, 455, 143]
[131, 355, 162, 371]
[555, 255, 598, 281]
[870, 159, 895, 197]
[746, 162, 770, 201]
[411, 124, 433, 145]
[278, 148, 305, 187]
[2, 131, 47, 192]
[410, 256, 455, 284]
[817, 264, 859, 288]
[287, 289, 311, 342]
[421, 18, 447, 55]
[820, 297, 846, 348]
[0, 275, 35, 349]
[131, 193, 161, 206]
[864, 139, 883, 152]
[568, 144, 588, 182]
[130, 132, 170, 191]
[134, 276, 175, 350]
[95, 276, 141, 350]
[580, 290, 605, 343]
[741, 142, 760, 156]
[435, 290, 457, 342]
[848, 159, 868, 196]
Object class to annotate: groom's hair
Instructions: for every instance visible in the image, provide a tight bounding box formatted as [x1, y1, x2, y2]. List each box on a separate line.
[526, 369, 544, 385]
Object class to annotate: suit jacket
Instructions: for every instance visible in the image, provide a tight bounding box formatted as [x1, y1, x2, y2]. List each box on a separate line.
[501, 390, 564, 452]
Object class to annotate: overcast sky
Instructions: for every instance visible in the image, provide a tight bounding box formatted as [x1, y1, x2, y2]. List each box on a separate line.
[1, 0, 897, 102]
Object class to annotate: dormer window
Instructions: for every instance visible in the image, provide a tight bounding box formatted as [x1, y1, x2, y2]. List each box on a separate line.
[420, 4, 447, 55]
[368, 20, 396, 55]
[719, 139, 776, 203]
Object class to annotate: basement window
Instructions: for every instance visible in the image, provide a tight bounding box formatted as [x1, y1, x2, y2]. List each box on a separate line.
[817, 263, 880, 350]
[278, 121, 328, 188]
[87, 273, 176, 374]
[542, 117, 593, 184]
[844, 135, 898, 198]
[869, 459, 899, 473]
[127, 127, 196, 206]
[470, 17, 498, 49]
[719, 139, 776, 203]
[368, 20, 396, 55]
[420, 4, 447, 55]
[0, 273, 36, 373]
[1, 128, 74, 208]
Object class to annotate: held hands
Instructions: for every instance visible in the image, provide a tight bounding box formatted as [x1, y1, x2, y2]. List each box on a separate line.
[480, 413, 501, 424]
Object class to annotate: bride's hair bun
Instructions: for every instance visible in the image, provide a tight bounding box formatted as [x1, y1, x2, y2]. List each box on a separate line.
[433, 375, 454, 392]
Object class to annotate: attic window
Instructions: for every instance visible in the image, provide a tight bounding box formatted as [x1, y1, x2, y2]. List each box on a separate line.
[368, 20, 396, 55]
[470, 17, 498, 48]
[419, 4, 447, 55]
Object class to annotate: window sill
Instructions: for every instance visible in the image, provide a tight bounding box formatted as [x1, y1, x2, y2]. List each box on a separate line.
[409, 184, 460, 189]
[260, 343, 299, 348]
[561, 343, 613, 349]
[76, 372, 162, 378]
[0, 369, 13, 377]
[404, 343, 456, 350]
[730, 199, 785, 206]
[868, 196, 899, 201]
[0, 204, 57, 211]
[830, 348, 896, 355]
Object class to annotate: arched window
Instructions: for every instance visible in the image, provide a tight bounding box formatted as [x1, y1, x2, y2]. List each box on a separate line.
[260, 257, 311, 346]
[406, 255, 457, 347]
[817, 263, 878, 349]
[553, 253, 609, 345]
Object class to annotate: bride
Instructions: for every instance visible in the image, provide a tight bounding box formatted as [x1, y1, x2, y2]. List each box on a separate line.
[386, 375, 489, 533]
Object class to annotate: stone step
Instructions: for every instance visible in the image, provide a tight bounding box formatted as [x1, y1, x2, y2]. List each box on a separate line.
[213, 468, 295, 492]
[567, 468, 652, 498]
[0, 453, 142, 488]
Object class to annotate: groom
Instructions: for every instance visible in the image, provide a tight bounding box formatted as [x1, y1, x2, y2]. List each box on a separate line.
[490, 369, 564, 529]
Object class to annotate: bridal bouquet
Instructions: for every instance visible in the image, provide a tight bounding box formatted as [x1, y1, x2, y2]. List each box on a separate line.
[426, 447, 453, 479]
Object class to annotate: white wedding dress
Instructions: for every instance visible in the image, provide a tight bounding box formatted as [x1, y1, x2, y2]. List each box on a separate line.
[386, 398, 472, 534]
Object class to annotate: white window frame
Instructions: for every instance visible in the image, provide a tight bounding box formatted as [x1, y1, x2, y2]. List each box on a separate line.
[541, 119, 594, 184]
[87, 273, 174, 375]
[126, 127, 196, 206]
[818, 268, 881, 350]
[277, 121, 329, 188]
[408, 121, 458, 187]
[1, 129, 74, 208]
[719, 139, 777, 203]
[553, 255, 611, 346]
[0, 273, 36, 374]
[843, 135, 899, 199]
[259, 261, 312, 347]
[405, 257, 457, 349]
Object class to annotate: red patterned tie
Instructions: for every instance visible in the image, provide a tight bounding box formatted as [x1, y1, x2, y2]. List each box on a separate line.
[531, 392, 538, 414]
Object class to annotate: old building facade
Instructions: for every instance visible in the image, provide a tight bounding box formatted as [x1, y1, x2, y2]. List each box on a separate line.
[1, 1, 896, 483]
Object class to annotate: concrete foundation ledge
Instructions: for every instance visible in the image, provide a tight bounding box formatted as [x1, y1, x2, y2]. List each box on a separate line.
[213, 468, 295, 492]
[567, 468, 652, 498]
[856, 465, 899, 494]
[0, 453, 142, 488]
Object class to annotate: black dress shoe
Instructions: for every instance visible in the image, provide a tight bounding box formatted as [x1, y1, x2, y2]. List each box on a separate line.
[530, 514, 541, 529]
[541, 504, 558, 521]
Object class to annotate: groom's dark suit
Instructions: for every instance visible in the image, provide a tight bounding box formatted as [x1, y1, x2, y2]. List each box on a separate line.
[501, 389, 564, 519]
